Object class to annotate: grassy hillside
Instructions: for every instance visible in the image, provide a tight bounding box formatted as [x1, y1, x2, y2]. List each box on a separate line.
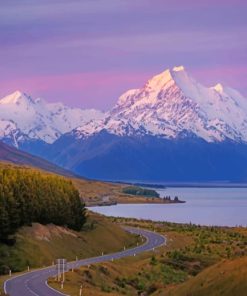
[0, 156, 172, 208]
[0, 212, 138, 294]
[0, 160, 166, 208]
[49, 217, 247, 296]
[166, 256, 247, 296]
[0, 212, 137, 273]
[72, 178, 175, 206]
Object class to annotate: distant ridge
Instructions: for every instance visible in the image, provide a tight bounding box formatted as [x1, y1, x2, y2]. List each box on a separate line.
[0, 141, 75, 177]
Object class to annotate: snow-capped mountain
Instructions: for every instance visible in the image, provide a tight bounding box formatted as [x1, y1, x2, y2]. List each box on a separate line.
[0, 90, 105, 147]
[2, 67, 247, 146]
[73, 66, 247, 143]
[2, 66, 247, 182]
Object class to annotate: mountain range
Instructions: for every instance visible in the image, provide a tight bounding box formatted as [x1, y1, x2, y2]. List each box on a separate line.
[1, 66, 247, 182]
[0, 90, 104, 147]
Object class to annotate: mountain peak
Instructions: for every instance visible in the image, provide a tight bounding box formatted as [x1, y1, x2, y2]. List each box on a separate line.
[0, 90, 34, 105]
[172, 65, 185, 72]
[145, 66, 187, 90]
[109, 65, 247, 143]
[0, 90, 22, 104]
[213, 83, 224, 94]
[146, 69, 173, 90]
[12, 90, 23, 97]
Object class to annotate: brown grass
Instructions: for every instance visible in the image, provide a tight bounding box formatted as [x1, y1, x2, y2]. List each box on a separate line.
[72, 178, 175, 206]
[49, 217, 247, 296]
[165, 256, 247, 296]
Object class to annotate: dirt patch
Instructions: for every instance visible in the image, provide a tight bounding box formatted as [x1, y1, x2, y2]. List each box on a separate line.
[24, 223, 77, 241]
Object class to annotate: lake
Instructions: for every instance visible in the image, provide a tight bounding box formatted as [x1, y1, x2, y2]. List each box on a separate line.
[91, 187, 247, 227]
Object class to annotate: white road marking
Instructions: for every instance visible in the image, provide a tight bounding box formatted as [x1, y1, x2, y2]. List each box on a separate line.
[45, 281, 69, 296]
[4, 228, 166, 296]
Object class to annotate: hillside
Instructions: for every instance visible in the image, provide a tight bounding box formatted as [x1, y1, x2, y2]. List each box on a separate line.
[0, 160, 168, 209]
[0, 141, 75, 177]
[48, 217, 247, 296]
[166, 257, 247, 296]
[72, 178, 175, 206]
[0, 212, 137, 274]
[0, 212, 138, 295]
[44, 133, 247, 182]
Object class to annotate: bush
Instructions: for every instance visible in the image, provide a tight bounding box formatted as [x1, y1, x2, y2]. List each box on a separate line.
[122, 186, 159, 197]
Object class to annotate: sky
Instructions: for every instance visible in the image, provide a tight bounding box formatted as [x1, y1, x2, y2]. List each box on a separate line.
[0, 0, 247, 110]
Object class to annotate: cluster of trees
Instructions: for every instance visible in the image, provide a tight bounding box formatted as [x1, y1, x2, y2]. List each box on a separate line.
[163, 196, 183, 203]
[0, 166, 86, 242]
[122, 186, 160, 197]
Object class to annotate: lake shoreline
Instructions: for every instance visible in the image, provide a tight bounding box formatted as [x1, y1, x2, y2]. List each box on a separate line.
[86, 197, 185, 207]
[106, 180, 247, 188]
[91, 186, 247, 227]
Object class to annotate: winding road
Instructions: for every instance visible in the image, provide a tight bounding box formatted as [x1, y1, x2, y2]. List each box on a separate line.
[4, 227, 166, 296]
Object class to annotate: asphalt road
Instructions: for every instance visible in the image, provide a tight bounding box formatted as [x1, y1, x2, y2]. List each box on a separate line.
[4, 227, 166, 296]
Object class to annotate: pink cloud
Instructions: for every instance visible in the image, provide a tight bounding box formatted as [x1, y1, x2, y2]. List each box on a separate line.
[2, 71, 151, 92]
[0, 71, 153, 109]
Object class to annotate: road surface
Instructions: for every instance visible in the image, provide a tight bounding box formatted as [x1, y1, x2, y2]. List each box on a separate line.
[4, 227, 166, 296]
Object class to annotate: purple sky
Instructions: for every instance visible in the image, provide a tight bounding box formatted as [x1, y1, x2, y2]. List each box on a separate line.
[0, 0, 247, 110]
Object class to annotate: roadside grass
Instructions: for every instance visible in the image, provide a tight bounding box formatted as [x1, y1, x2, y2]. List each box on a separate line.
[48, 247, 182, 296]
[2, 213, 247, 296]
[49, 217, 247, 296]
[0, 212, 139, 294]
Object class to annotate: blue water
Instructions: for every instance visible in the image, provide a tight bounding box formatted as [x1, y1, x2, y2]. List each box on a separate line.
[91, 187, 247, 226]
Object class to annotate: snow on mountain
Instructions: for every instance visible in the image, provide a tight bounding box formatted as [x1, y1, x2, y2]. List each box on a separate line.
[2, 66, 247, 147]
[74, 117, 148, 139]
[73, 66, 247, 143]
[0, 91, 105, 146]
